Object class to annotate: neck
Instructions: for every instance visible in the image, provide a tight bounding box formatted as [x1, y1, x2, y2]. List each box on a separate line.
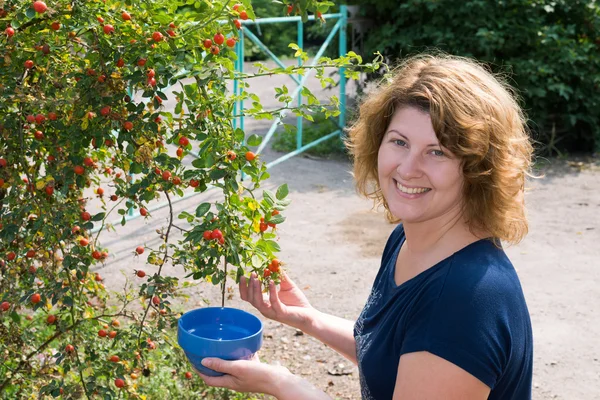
[402, 207, 480, 256]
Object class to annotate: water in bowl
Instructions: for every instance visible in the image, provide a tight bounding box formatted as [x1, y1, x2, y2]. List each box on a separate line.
[188, 324, 253, 341]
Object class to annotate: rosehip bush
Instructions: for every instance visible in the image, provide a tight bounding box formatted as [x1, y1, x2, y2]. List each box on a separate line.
[0, 0, 377, 398]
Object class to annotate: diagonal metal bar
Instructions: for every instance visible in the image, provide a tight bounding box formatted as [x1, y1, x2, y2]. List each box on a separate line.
[242, 28, 301, 86]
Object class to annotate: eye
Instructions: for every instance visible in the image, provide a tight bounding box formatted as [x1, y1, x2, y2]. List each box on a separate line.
[393, 139, 407, 147]
[431, 149, 445, 157]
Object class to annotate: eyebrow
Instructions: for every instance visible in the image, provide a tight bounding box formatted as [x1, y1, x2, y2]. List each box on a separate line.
[387, 130, 440, 147]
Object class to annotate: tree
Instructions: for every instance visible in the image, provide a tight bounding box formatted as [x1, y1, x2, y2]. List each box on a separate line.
[0, 0, 378, 397]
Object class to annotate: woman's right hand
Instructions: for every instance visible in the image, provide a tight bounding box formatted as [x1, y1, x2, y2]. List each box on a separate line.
[239, 271, 314, 330]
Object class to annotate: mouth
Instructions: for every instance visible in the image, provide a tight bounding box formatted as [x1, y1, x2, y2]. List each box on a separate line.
[394, 180, 431, 195]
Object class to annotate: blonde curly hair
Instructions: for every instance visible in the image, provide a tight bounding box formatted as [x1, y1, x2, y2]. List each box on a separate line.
[345, 54, 534, 244]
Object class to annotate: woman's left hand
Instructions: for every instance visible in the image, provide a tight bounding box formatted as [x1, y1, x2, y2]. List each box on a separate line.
[195, 354, 292, 397]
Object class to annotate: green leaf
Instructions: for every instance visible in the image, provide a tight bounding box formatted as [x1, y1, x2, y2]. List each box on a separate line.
[25, 8, 36, 18]
[264, 240, 281, 253]
[276, 183, 289, 200]
[246, 134, 262, 147]
[130, 162, 143, 174]
[269, 214, 285, 224]
[195, 203, 211, 217]
[263, 190, 276, 206]
[91, 212, 105, 222]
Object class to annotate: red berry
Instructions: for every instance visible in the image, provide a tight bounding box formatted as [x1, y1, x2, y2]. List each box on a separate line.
[35, 114, 45, 124]
[233, 4, 241, 11]
[203, 39, 212, 49]
[109, 330, 117, 338]
[33, 1, 47, 14]
[96, 187, 104, 196]
[210, 45, 220, 55]
[211, 229, 223, 240]
[152, 296, 160, 305]
[0, 158, 6, 168]
[260, 222, 268, 232]
[214, 33, 225, 45]
[97, 16, 104, 23]
[116, 58, 125, 68]
[147, 77, 156, 87]
[34, 130, 44, 140]
[136, 247, 144, 255]
[203, 230, 212, 240]
[140, 207, 148, 216]
[176, 147, 183, 158]
[65, 344, 75, 353]
[170, 22, 176, 29]
[0, 301, 10, 312]
[226, 38, 236, 48]
[47, 314, 56, 324]
[110, 194, 118, 201]
[147, 69, 155, 78]
[263, 269, 272, 278]
[81, 211, 91, 221]
[7, 252, 16, 261]
[240, 11, 248, 20]
[173, 176, 181, 185]
[152, 31, 163, 42]
[123, 121, 133, 131]
[178, 136, 189, 146]
[100, 106, 111, 116]
[190, 179, 199, 188]
[74, 165, 85, 175]
[24, 60, 34, 69]
[234, 19, 241, 30]
[5, 27, 15, 37]
[121, 11, 131, 21]
[51, 21, 60, 31]
[115, 378, 125, 388]
[185, 371, 193, 379]
[162, 170, 171, 181]
[92, 250, 102, 260]
[26, 249, 36, 258]
[245, 151, 256, 161]
[103, 25, 114, 35]
[167, 29, 176, 37]
[269, 259, 281, 273]
[48, 112, 57, 120]
[80, 238, 89, 247]
[84, 157, 94, 167]
[287, 4, 293, 15]
[26, 115, 36, 123]
[98, 329, 107, 337]
[31, 293, 41, 304]
[110, 355, 120, 362]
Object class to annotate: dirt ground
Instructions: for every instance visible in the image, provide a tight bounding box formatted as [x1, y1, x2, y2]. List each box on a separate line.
[92, 60, 600, 399]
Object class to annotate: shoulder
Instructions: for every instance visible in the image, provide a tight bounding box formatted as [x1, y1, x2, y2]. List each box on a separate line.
[442, 239, 526, 307]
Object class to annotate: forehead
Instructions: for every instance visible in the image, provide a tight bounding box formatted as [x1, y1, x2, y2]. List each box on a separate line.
[386, 107, 438, 141]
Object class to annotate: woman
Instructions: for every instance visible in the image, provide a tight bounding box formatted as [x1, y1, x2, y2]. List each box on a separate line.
[197, 54, 534, 399]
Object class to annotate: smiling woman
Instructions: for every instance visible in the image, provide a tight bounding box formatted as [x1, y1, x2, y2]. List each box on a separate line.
[197, 53, 535, 400]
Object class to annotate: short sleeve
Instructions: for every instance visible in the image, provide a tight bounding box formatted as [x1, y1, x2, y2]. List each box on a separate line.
[399, 256, 512, 389]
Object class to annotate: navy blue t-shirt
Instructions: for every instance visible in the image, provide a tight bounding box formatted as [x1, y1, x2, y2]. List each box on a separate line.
[354, 224, 533, 399]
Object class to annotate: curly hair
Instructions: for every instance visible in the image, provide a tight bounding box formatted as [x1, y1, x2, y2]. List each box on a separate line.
[345, 53, 534, 244]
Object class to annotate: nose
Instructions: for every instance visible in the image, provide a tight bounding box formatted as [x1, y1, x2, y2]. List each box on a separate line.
[397, 152, 423, 180]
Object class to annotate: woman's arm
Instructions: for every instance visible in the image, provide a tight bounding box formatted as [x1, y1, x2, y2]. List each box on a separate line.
[299, 308, 357, 364]
[392, 352, 490, 400]
[198, 357, 332, 400]
[241, 273, 357, 364]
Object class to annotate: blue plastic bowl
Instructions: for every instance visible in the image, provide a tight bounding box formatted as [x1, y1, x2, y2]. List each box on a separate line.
[178, 307, 263, 377]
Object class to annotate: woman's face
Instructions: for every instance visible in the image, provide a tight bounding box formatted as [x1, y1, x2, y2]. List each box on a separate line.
[377, 107, 465, 224]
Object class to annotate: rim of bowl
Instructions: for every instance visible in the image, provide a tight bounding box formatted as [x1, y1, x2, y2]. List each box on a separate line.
[178, 307, 263, 344]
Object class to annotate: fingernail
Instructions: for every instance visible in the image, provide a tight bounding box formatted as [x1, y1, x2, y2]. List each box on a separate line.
[251, 272, 257, 278]
[269, 280, 274, 287]
[201, 358, 213, 367]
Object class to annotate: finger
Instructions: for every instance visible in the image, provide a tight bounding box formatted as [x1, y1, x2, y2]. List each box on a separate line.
[239, 276, 248, 301]
[280, 271, 296, 291]
[247, 272, 257, 305]
[268, 280, 284, 314]
[202, 358, 236, 375]
[195, 369, 235, 390]
[249, 274, 264, 309]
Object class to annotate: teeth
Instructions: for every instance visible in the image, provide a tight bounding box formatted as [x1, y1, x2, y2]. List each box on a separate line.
[396, 181, 430, 194]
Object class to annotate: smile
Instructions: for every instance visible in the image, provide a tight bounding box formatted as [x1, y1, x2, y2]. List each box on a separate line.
[395, 181, 431, 194]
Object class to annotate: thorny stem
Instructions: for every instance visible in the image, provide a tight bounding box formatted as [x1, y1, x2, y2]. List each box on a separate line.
[136, 190, 174, 345]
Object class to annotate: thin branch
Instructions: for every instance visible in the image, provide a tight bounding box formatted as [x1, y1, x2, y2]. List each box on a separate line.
[136, 190, 174, 345]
